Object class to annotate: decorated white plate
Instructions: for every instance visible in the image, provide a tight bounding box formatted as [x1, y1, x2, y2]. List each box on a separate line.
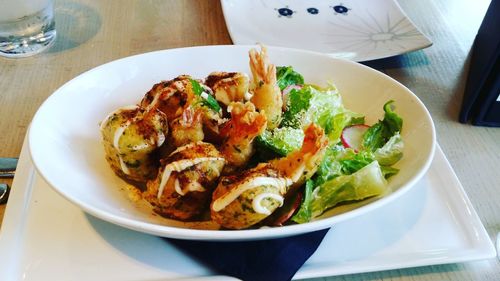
[221, 0, 432, 61]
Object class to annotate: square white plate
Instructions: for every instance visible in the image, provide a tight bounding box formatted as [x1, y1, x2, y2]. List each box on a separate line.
[0, 142, 495, 280]
[221, 0, 432, 61]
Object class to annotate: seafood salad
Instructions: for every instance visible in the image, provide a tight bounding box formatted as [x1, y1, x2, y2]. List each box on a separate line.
[100, 45, 404, 230]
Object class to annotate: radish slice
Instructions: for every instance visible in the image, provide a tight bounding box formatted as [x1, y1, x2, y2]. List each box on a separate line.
[282, 85, 302, 96]
[272, 192, 302, 226]
[262, 192, 302, 226]
[282, 85, 302, 110]
[341, 124, 370, 152]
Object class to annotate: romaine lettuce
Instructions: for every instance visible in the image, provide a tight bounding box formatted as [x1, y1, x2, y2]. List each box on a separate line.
[292, 139, 401, 222]
[362, 100, 402, 151]
[291, 180, 314, 223]
[276, 66, 304, 91]
[255, 127, 304, 156]
[374, 133, 403, 166]
[281, 84, 364, 143]
[280, 86, 313, 128]
[309, 161, 389, 219]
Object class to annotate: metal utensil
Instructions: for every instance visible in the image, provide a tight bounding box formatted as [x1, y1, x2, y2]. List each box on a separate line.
[497, 232, 500, 260]
[0, 183, 10, 204]
[0, 157, 17, 178]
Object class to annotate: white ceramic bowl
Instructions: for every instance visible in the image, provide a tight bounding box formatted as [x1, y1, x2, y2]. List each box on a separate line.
[29, 45, 435, 241]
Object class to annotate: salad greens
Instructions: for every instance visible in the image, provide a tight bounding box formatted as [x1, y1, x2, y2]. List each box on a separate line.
[276, 66, 305, 91]
[374, 133, 404, 166]
[256, 127, 304, 157]
[280, 84, 364, 143]
[308, 160, 388, 220]
[362, 100, 403, 152]
[259, 66, 404, 224]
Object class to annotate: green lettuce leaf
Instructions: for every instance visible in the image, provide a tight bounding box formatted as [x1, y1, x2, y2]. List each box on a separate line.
[255, 127, 304, 157]
[281, 84, 364, 143]
[280, 86, 312, 128]
[362, 100, 402, 151]
[276, 66, 305, 91]
[312, 145, 346, 187]
[293, 140, 401, 223]
[374, 133, 404, 166]
[291, 180, 314, 224]
[310, 161, 389, 218]
[312, 145, 376, 186]
[381, 165, 399, 179]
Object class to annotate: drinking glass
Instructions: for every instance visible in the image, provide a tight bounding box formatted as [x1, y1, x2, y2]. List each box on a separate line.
[0, 0, 56, 58]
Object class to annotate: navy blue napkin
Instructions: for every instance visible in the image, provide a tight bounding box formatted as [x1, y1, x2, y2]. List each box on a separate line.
[166, 228, 330, 281]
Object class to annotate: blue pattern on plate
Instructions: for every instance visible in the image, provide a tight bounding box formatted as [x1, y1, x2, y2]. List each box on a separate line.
[307, 7, 319, 15]
[222, 0, 432, 62]
[276, 6, 295, 18]
[332, 4, 350, 15]
[274, 4, 351, 18]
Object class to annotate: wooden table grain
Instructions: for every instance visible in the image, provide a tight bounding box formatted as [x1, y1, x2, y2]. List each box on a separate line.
[0, 0, 498, 280]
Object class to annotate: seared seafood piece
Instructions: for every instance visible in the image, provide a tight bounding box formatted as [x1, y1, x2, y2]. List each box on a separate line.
[211, 163, 292, 229]
[249, 45, 283, 129]
[141, 75, 224, 145]
[140, 75, 196, 121]
[100, 105, 168, 182]
[205, 72, 250, 106]
[219, 102, 267, 171]
[169, 106, 205, 147]
[211, 123, 327, 229]
[143, 142, 225, 220]
[198, 102, 226, 145]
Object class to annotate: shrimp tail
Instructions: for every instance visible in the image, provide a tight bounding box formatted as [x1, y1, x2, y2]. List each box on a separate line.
[249, 45, 283, 129]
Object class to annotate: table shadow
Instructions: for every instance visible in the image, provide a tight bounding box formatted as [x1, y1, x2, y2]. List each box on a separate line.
[362, 50, 430, 71]
[448, 48, 473, 122]
[85, 214, 215, 277]
[48, 1, 101, 53]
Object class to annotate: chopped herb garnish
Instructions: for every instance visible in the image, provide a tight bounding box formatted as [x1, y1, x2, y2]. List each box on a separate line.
[190, 79, 221, 113]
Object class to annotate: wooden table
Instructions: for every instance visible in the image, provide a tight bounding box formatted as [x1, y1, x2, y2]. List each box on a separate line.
[0, 0, 498, 280]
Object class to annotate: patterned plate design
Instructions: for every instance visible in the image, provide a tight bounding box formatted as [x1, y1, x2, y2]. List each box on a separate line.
[221, 0, 432, 61]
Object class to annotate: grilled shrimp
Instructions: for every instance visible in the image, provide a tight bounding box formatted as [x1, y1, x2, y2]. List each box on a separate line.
[210, 123, 327, 229]
[219, 102, 267, 171]
[269, 123, 328, 188]
[100, 105, 168, 182]
[249, 45, 283, 129]
[144, 142, 225, 220]
[205, 72, 250, 106]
